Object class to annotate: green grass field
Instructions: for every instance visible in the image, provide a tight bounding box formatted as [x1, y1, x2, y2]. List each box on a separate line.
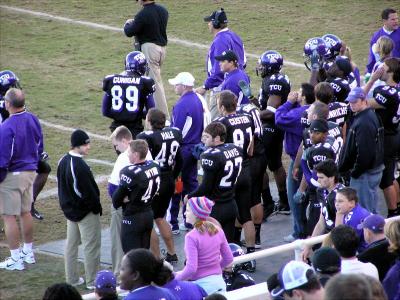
[0, 0, 398, 298]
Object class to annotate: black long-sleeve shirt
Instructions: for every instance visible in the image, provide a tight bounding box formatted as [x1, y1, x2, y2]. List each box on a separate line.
[338, 108, 384, 178]
[124, 2, 168, 46]
[57, 152, 102, 222]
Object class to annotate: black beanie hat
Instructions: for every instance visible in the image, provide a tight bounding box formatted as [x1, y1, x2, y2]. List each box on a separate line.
[71, 129, 90, 147]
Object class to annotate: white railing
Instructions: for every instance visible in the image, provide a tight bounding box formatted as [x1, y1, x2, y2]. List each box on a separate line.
[82, 215, 400, 299]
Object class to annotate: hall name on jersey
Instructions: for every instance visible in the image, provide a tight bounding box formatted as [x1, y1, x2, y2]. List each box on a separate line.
[224, 148, 240, 159]
[161, 131, 174, 140]
[145, 167, 159, 179]
[228, 116, 250, 126]
[113, 77, 141, 84]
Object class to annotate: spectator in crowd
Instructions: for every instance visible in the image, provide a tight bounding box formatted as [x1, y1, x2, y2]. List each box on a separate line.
[363, 275, 389, 300]
[270, 260, 324, 300]
[175, 196, 233, 294]
[364, 57, 400, 218]
[357, 214, 397, 281]
[366, 8, 400, 76]
[137, 108, 182, 263]
[195, 8, 246, 120]
[119, 248, 177, 300]
[94, 270, 118, 300]
[382, 219, 400, 300]
[186, 122, 242, 242]
[215, 50, 251, 105]
[155, 261, 208, 299]
[0, 88, 43, 271]
[311, 247, 341, 286]
[330, 225, 379, 279]
[123, 0, 169, 118]
[324, 274, 373, 300]
[57, 129, 102, 289]
[275, 83, 315, 242]
[112, 139, 160, 253]
[42, 283, 83, 300]
[334, 187, 371, 251]
[301, 160, 344, 261]
[338, 87, 384, 213]
[107, 126, 132, 276]
[366, 36, 394, 98]
[168, 72, 208, 232]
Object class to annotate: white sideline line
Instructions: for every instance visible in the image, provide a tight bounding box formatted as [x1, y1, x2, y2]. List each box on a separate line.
[87, 158, 115, 167]
[0, 5, 305, 69]
[37, 175, 109, 200]
[39, 119, 109, 141]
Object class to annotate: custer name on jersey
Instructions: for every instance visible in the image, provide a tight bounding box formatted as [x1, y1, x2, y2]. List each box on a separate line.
[112, 76, 141, 85]
[145, 167, 159, 178]
[227, 115, 251, 126]
[223, 148, 240, 159]
[160, 131, 175, 140]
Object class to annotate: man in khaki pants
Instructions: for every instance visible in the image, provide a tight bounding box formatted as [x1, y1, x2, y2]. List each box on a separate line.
[57, 129, 102, 290]
[124, 0, 169, 119]
[107, 126, 132, 276]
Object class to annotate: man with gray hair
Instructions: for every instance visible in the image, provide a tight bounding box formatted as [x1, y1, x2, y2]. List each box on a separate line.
[0, 88, 43, 271]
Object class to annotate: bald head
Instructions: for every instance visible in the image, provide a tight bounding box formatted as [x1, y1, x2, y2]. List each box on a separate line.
[5, 88, 25, 108]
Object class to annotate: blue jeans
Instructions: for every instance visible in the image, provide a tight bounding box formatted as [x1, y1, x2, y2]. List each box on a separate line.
[287, 160, 307, 238]
[350, 165, 384, 213]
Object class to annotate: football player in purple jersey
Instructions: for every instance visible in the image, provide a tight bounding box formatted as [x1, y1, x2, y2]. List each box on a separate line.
[102, 51, 155, 139]
[364, 57, 400, 217]
[257, 50, 291, 216]
[0, 70, 50, 221]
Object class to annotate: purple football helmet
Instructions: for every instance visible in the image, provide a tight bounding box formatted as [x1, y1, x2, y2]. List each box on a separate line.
[256, 50, 283, 78]
[125, 51, 148, 76]
[304, 37, 329, 57]
[0, 70, 20, 96]
[303, 37, 328, 71]
[229, 243, 245, 257]
[322, 34, 342, 60]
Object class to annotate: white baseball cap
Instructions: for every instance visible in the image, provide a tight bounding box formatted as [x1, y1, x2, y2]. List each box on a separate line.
[168, 72, 195, 86]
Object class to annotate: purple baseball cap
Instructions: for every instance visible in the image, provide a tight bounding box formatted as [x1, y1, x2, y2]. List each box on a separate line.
[357, 214, 385, 233]
[346, 87, 366, 103]
[95, 270, 116, 292]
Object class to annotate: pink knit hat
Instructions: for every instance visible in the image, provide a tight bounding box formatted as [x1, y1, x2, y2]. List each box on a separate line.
[188, 196, 215, 220]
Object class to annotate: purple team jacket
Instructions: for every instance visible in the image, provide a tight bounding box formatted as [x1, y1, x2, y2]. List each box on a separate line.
[0, 110, 43, 182]
[221, 68, 250, 105]
[205, 29, 246, 90]
[171, 91, 204, 145]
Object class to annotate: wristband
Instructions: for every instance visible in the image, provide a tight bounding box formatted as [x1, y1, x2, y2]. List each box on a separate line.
[266, 106, 277, 113]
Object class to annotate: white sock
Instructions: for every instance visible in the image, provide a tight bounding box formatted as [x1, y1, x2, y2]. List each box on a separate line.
[23, 243, 33, 253]
[10, 249, 20, 261]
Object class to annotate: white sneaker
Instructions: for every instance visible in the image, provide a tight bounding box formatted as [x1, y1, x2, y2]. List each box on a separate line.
[283, 234, 296, 243]
[0, 257, 24, 271]
[20, 250, 36, 264]
[71, 277, 85, 287]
